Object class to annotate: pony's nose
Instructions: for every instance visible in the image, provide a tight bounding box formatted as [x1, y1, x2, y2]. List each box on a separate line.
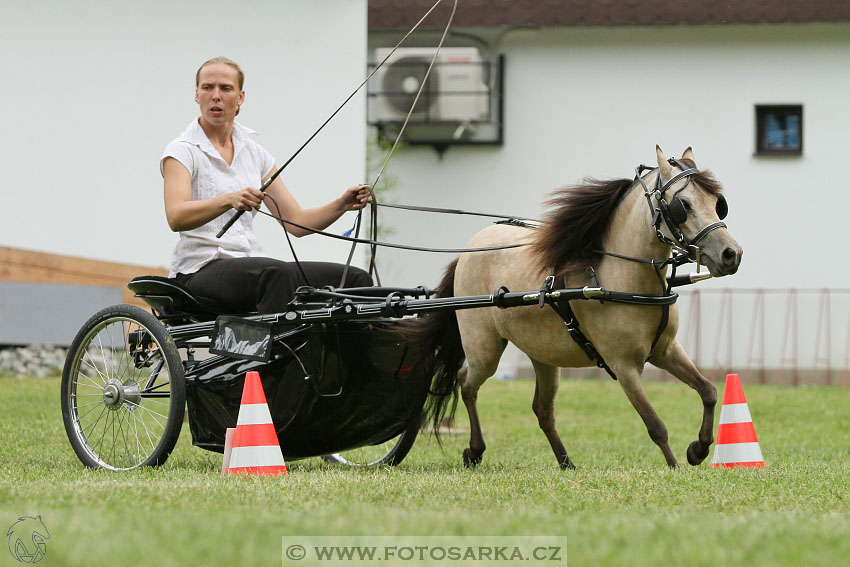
[722, 246, 742, 270]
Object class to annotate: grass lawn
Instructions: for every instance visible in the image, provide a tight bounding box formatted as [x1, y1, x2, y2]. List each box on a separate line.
[1, 374, 849, 566]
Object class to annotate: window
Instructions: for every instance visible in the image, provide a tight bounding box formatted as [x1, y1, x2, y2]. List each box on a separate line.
[755, 105, 803, 156]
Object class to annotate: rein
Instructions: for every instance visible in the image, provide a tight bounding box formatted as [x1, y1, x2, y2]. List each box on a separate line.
[268, 155, 726, 382]
[376, 201, 539, 224]
[213, 0, 459, 284]
[347, 0, 459, 286]
[255, 206, 525, 253]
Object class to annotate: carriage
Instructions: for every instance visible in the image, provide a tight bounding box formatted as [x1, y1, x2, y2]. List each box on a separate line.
[59, 277, 436, 470]
[60, 147, 741, 471]
[59, 271, 633, 470]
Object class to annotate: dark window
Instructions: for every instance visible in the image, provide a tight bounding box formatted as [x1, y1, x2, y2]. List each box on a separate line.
[755, 105, 802, 156]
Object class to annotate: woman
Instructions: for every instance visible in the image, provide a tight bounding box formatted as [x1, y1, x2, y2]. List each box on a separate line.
[161, 57, 373, 313]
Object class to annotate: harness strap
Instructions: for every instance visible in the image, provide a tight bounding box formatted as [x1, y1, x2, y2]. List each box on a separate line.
[544, 260, 680, 376]
[636, 161, 705, 256]
[648, 256, 673, 360]
[547, 275, 618, 381]
[691, 221, 727, 245]
[650, 301, 670, 361]
[661, 167, 700, 192]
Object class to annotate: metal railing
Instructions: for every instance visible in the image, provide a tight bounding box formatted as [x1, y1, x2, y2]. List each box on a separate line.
[676, 288, 850, 386]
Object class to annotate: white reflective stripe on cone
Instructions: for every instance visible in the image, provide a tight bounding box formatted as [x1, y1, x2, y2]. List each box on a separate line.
[718, 403, 753, 425]
[236, 403, 275, 426]
[228, 445, 286, 469]
[711, 442, 764, 465]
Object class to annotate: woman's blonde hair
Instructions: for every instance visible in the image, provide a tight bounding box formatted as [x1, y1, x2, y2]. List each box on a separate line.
[195, 56, 244, 90]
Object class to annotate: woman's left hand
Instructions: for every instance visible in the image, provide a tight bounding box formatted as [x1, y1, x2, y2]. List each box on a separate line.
[340, 184, 373, 211]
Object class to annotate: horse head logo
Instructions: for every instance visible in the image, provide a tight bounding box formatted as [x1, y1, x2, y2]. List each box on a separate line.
[6, 515, 50, 563]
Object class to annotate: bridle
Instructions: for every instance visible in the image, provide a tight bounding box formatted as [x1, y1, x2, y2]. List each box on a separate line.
[570, 158, 730, 374]
[635, 157, 728, 267]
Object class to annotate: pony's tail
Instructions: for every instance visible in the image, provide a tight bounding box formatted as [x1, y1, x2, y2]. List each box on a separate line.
[400, 258, 465, 438]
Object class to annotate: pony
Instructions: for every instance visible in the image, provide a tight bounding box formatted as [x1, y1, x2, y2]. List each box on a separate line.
[414, 146, 742, 468]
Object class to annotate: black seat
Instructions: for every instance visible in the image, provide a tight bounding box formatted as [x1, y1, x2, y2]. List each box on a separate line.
[128, 276, 240, 321]
[128, 276, 427, 323]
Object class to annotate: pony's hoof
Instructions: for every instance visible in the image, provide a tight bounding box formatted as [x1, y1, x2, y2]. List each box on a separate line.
[686, 440, 709, 466]
[559, 458, 576, 471]
[462, 448, 482, 468]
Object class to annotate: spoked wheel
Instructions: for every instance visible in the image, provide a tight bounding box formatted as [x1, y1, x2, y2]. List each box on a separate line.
[61, 305, 185, 470]
[322, 412, 422, 467]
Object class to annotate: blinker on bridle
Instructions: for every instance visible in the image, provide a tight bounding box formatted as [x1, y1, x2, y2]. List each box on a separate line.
[636, 157, 728, 266]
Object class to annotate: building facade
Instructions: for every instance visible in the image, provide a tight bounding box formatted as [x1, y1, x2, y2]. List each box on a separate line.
[367, 1, 850, 379]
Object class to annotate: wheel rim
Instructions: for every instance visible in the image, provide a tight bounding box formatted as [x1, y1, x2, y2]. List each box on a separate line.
[323, 432, 406, 466]
[66, 316, 177, 471]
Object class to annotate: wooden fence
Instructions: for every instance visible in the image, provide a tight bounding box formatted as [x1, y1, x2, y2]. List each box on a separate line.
[0, 246, 167, 311]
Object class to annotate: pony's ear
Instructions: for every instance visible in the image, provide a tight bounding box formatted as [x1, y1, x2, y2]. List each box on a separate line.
[681, 146, 696, 163]
[656, 145, 673, 182]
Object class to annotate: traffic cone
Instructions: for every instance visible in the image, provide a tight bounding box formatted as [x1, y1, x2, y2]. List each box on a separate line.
[221, 427, 236, 475]
[227, 371, 288, 476]
[711, 374, 764, 468]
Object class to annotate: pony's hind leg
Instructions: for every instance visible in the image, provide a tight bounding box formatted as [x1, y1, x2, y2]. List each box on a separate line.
[456, 319, 508, 468]
[530, 359, 575, 469]
[617, 366, 678, 467]
[459, 365, 487, 467]
[650, 339, 717, 465]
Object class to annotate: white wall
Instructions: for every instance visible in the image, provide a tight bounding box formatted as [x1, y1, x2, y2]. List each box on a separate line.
[369, 23, 850, 291]
[2, 0, 368, 269]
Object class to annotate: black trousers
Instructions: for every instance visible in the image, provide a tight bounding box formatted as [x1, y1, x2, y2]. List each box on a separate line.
[176, 257, 373, 314]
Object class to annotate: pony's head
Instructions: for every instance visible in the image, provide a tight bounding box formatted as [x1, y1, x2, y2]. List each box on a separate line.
[654, 146, 742, 276]
[530, 146, 742, 278]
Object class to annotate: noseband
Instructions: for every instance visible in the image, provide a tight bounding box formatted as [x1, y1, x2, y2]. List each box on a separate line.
[635, 157, 728, 265]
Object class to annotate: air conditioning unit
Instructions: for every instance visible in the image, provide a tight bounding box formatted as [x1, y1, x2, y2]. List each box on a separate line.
[372, 47, 489, 123]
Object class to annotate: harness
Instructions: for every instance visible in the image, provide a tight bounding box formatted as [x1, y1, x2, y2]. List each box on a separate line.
[544, 158, 728, 380]
[544, 268, 618, 380]
[253, 158, 724, 381]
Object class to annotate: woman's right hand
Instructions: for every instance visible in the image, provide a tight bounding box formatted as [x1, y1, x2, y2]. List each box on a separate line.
[228, 187, 265, 211]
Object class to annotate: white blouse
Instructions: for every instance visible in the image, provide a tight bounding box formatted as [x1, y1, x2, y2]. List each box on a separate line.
[161, 119, 276, 277]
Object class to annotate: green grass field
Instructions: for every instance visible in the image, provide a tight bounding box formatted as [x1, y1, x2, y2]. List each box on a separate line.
[1, 374, 849, 566]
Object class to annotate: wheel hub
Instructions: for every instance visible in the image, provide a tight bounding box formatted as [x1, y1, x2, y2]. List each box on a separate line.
[102, 379, 142, 410]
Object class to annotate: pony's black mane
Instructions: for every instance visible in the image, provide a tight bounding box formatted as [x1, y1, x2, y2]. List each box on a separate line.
[530, 160, 723, 276]
[530, 177, 634, 276]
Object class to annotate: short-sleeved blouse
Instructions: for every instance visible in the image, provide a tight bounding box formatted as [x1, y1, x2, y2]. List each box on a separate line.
[161, 119, 275, 277]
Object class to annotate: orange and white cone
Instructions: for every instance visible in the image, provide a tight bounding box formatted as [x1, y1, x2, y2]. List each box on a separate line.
[221, 427, 236, 475]
[711, 373, 764, 468]
[227, 371, 288, 476]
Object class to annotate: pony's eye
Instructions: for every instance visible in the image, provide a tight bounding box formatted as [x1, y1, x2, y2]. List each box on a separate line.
[681, 199, 692, 212]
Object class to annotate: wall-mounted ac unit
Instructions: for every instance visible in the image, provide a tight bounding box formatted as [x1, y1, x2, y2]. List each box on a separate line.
[372, 47, 489, 123]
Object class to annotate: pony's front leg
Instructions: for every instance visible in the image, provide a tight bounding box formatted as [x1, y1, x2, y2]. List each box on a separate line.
[650, 339, 717, 465]
[530, 359, 575, 470]
[617, 366, 678, 467]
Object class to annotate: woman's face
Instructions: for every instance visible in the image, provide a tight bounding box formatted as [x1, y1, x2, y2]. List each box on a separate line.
[195, 63, 244, 126]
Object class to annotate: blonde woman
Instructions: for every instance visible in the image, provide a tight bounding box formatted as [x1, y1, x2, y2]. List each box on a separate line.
[161, 57, 372, 313]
